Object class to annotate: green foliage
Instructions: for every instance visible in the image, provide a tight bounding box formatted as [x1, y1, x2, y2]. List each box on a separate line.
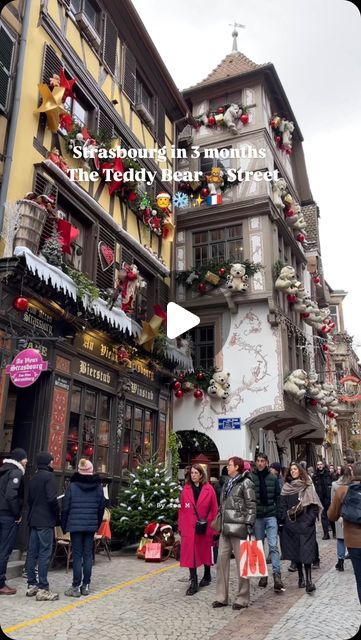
[273, 260, 286, 279]
[41, 230, 63, 267]
[176, 259, 260, 291]
[111, 458, 180, 541]
[64, 265, 100, 302]
[168, 432, 181, 480]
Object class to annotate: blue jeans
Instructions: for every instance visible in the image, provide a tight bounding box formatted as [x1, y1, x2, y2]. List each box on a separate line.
[71, 532, 94, 587]
[0, 516, 18, 588]
[254, 516, 281, 574]
[27, 527, 54, 590]
[348, 548, 361, 604]
[336, 538, 345, 560]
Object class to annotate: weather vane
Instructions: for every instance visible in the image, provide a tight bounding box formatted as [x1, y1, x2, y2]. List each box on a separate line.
[229, 22, 246, 52]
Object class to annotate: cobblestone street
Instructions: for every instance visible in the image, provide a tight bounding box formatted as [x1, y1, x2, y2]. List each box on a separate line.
[0, 531, 360, 640]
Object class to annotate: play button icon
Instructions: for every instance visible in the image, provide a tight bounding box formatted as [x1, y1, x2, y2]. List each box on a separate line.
[166, 302, 200, 339]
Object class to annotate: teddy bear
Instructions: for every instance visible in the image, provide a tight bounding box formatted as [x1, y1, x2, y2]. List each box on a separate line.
[206, 167, 224, 195]
[223, 103, 240, 135]
[283, 369, 308, 400]
[272, 178, 287, 211]
[207, 370, 230, 400]
[282, 121, 295, 150]
[275, 266, 300, 295]
[307, 373, 325, 401]
[292, 289, 309, 313]
[226, 263, 249, 292]
[292, 214, 307, 230]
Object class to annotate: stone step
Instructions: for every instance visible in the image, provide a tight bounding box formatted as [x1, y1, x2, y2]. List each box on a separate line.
[9, 549, 22, 562]
[6, 560, 25, 580]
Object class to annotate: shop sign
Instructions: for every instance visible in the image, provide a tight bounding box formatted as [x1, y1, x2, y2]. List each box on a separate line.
[74, 357, 116, 388]
[54, 375, 70, 391]
[23, 303, 54, 336]
[6, 348, 48, 388]
[76, 333, 118, 364]
[129, 381, 155, 402]
[218, 417, 241, 430]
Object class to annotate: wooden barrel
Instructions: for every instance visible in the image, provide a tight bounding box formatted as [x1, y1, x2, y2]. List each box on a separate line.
[13, 199, 48, 254]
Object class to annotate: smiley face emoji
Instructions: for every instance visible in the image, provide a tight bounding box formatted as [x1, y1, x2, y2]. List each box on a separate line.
[156, 192, 171, 210]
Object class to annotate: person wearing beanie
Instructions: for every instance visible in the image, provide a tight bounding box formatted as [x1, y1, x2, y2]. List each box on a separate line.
[0, 448, 28, 595]
[61, 458, 104, 597]
[26, 452, 59, 601]
[270, 462, 284, 491]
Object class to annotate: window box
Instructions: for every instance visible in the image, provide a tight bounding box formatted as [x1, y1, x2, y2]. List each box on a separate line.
[135, 101, 155, 128]
[74, 10, 101, 48]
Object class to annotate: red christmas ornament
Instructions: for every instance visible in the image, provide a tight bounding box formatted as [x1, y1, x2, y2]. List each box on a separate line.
[217, 107, 225, 114]
[286, 148, 292, 155]
[310, 399, 318, 407]
[12, 296, 29, 312]
[280, 143, 285, 151]
[178, 372, 186, 380]
[275, 135, 281, 143]
[322, 344, 329, 352]
[327, 411, 335, 419]
[175, 389, 184, 399]
[196, 371, 205, 381]
[218, 267, 226, 277]
[207, 116, 216, 126]
[313, 276, 321, 284]
[240, 113, 249, 125]
[173, 380, 182, 390]
[285, 208, 295, 218]
[287, 294, 297, 303]
[302, 312, 310, 318]
[194, 389, 203, 400]
[296, 233, 305, 243]
[198, 283, 207, 295]
[84, 446, 93, 456]
[201, 187, 209, 198]
[71, 443, 78, 454]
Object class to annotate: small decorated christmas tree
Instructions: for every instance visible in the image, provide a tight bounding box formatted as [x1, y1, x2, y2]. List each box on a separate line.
[111, 458, 180, 541]
[41, 229, 63, 266]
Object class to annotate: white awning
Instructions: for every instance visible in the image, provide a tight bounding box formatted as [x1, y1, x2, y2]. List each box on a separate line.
[165, 340, 194, 371]
[14, 247, 141, 337]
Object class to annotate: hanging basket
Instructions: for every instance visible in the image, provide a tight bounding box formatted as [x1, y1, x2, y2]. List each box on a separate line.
[13, 199, 48, 254]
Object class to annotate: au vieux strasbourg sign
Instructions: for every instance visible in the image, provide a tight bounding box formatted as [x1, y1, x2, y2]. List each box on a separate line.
[5, 348, 48, 388]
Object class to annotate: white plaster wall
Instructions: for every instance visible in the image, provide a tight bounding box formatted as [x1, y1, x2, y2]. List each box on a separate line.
[173, 302, 283, 460]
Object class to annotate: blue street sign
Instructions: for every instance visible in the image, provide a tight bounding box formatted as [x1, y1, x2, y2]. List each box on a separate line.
[218, 418, 241, 430]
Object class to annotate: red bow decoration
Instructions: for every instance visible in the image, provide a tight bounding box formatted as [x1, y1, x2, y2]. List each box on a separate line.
[101, 157, 124, 195]
[60, 113, 74, 132]
[153, 305, 167, 324]
[57, 219, 80, 255]
[59, 68, 77, 101]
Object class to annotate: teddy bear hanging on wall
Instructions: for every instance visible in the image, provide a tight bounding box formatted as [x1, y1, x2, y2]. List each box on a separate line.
[206, 167, 224, 195]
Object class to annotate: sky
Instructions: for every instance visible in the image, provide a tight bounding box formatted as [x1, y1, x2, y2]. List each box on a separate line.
[132, 0, 361, 357]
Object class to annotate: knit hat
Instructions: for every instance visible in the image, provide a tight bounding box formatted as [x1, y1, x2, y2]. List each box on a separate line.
[243, 461, 252, 472]
[270, 462, 282, 473]
[10, 448, 27, 462]
[37, 452, 54, 467]
[78, 458, 93, 475]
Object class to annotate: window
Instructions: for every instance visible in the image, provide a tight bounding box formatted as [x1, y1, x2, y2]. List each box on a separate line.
[70, 0, 99, 30]
[135, 76, 153, 114]
[57, 209, 86, 272]
[189, 325, 215, 370]
[122, 404, 156, 471]
[62, 95, 89, 128]
[200, 149, 231, 176]
[329, 305, 339, 332]
[209, 92, 242, 111]
[65, 385, 112, 473]
[0, 22, 16, 113]
[193, 225, 243, 267]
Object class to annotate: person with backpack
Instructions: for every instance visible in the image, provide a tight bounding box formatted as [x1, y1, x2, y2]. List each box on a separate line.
[0, 448, 28, 595]
[328, 461, 361, 607]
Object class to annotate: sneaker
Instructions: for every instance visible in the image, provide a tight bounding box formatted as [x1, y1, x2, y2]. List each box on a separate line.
[26, 585, 39, 597]
[64, 586, 81, 598]
[36, 589, 59, 601]
[80, 584, 90, 596]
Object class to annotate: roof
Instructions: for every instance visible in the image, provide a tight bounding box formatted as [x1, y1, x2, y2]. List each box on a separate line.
[186, 51, 266, 90]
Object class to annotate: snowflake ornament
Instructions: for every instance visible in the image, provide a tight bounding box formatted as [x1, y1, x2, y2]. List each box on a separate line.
[173, 192, 189, 208]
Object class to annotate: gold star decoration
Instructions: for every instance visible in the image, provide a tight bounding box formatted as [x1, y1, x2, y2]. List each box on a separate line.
[35, 84, 67, 132]
[195, 194, 204, 206]
[138, 315, 164, 352]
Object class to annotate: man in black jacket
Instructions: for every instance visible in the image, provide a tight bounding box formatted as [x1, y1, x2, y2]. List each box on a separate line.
[313, 460, 334, 539]
[26, 452, 60, 601]
[251, 452, 284, 592]
[0, 448, 28, 595]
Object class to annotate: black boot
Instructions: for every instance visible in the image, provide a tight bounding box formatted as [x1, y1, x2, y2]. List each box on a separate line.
[304, 564, 316, 593]
[296, 562, 305, 588]
[288, 560, 297, 572]
[186, 569, 198, 596]
[335, 559, 344, 571]
[199, 565, 211, 587]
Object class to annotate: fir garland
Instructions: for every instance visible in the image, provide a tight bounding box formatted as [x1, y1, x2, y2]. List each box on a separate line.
[193, 103, 250, 129]
[176, 259, 260, 294]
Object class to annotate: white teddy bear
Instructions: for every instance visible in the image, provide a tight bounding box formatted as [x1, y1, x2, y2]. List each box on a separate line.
[307, 373, 325, 401]
[223, 104, 240, 135]
[207, 371, 230, 399]
[283, 369, 308, 400]
[292, 214, 307, 230]
[275, 266, 300, 295]
[226, 263, 249, 292]
[272, 178, 287, 211]
[282, 121, 294, 150]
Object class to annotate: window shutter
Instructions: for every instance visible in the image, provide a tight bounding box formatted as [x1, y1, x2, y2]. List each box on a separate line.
[157, 102, 165, 147]
[102, 14, 117, 74]
[96, 226, 116, 292]
[121, 247, 134, 265]
[33, 173, 59, 251]
[97, 110, 114, 139]
[0, 24, 15, 113]
[41, 43, 62, 84]
[155, 278, 169, 309]
[123, 46, 136, 103]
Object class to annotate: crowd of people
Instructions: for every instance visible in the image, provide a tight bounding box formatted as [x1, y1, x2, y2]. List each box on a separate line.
[178, 453, 361, 620]
[0, 448, 104, 600]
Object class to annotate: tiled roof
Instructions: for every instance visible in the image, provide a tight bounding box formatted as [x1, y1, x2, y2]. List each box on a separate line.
[189, 51, 266, 89]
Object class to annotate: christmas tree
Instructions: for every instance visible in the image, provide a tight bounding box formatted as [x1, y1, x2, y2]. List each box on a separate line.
[111, 458, 180, 541]
[41, 229, 63, 267]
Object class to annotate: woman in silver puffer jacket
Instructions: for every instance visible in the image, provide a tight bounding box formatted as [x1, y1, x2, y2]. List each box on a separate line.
[211, 456, 256, 610]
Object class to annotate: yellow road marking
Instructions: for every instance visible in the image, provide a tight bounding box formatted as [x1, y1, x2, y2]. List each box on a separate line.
[4, 562, 179, 634]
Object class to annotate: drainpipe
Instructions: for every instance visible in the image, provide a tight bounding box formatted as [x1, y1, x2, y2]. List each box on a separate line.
[0, 0, 32, 232]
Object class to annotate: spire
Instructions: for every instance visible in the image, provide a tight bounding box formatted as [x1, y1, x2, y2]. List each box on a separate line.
[229, 22, 246, 53]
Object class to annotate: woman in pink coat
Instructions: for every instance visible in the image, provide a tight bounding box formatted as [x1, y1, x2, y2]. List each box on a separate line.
[178, 464, 218, 596]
